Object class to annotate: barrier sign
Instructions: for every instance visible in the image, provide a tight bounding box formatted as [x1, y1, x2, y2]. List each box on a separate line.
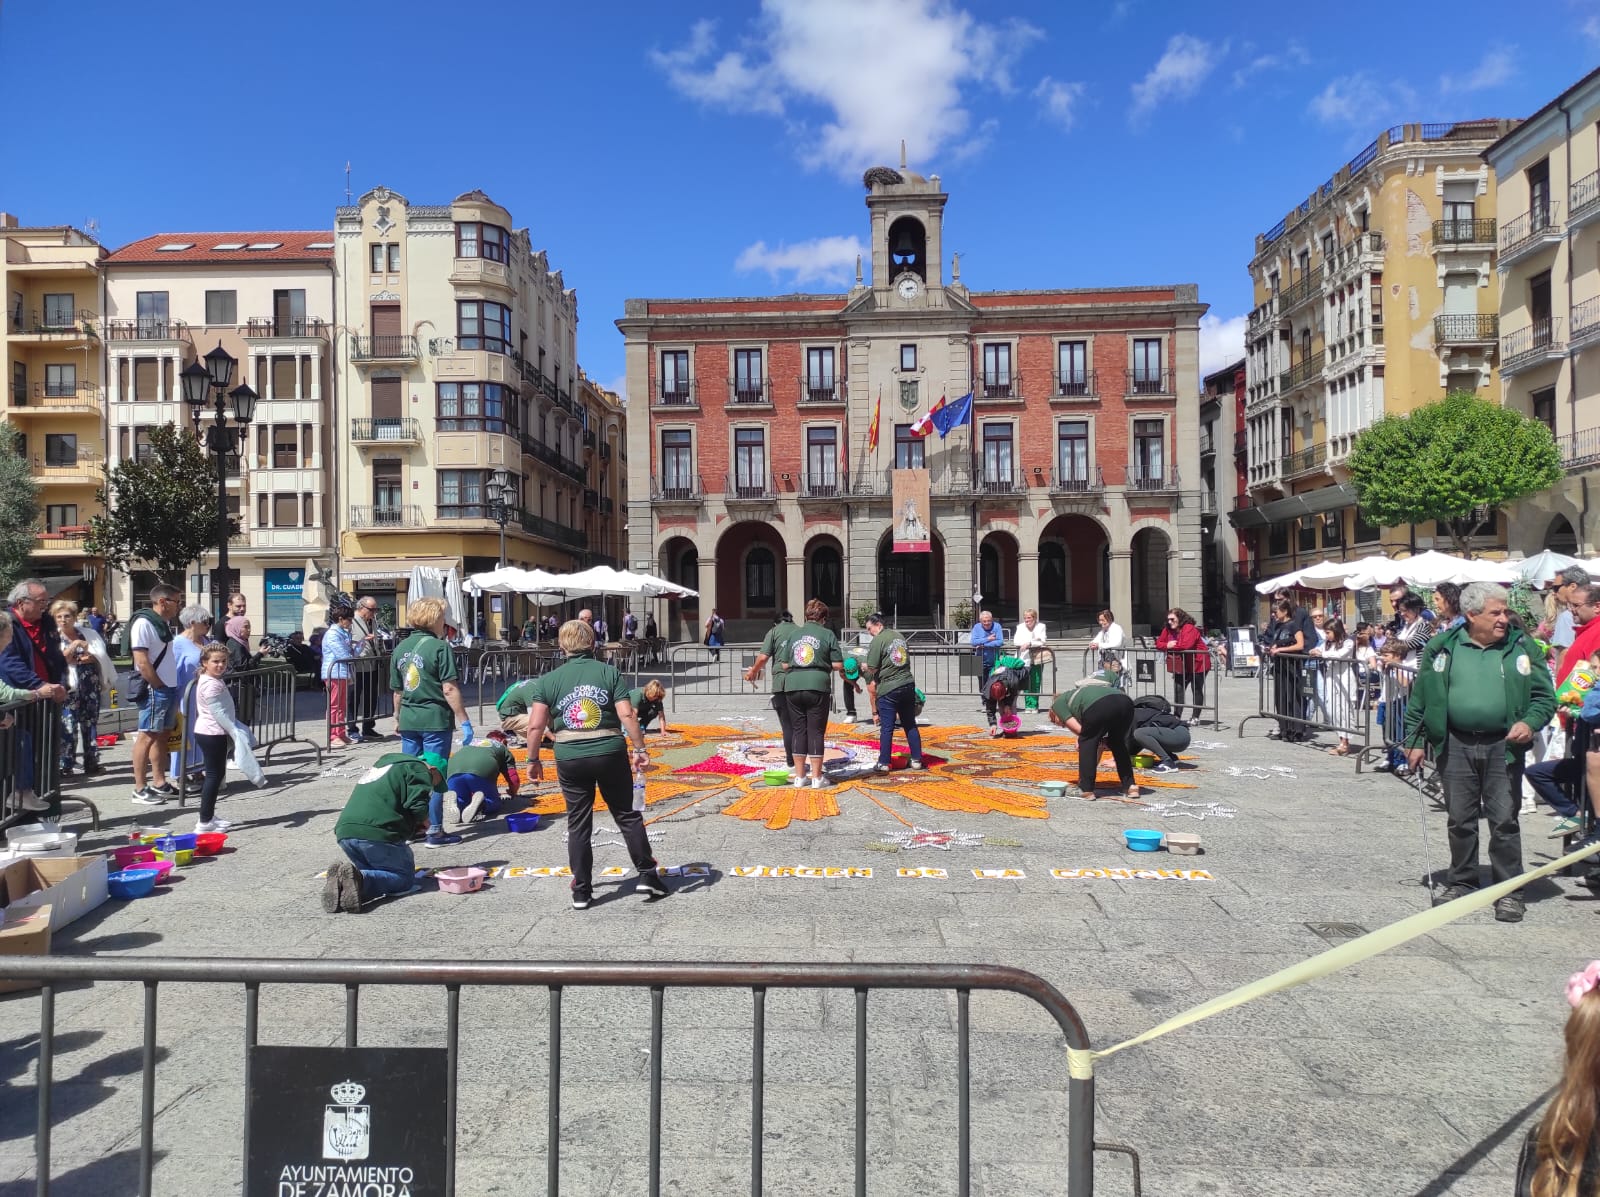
[246, 1045, 448, 1196]
[1227, 627, 1260, 673]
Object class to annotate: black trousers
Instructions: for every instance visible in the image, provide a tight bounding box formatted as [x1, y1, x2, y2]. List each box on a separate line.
[1077, 693, 1136, 791]
[557, 750, 658, 899]
[1171, 671, 1206, 722]
[786, 689, 829, 757]
[350, 661, 378, 733]
[840, 676, 857, 718]
[194, 732, 229, 823]
[1132, 724, 1191, 765]
[772, 692, 795, 767]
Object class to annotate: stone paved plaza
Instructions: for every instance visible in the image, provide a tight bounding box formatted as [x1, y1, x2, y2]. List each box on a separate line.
[0, 669, 1591, 1196]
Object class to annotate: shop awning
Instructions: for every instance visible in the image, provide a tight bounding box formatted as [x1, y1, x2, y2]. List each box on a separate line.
[341, 556, 461, 582]
[1228, 506, 1269, 530]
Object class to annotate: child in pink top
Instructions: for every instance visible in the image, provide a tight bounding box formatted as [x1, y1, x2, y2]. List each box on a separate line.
[192, 645, 236, 833]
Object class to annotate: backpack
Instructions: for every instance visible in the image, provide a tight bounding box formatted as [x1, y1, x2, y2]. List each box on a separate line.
[1133, 694, 1172, 714]
[125, 610, 172, 705]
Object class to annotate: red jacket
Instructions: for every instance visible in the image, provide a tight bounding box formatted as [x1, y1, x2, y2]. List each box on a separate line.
[1559, 617, 1600, 687]
[1155, 623, 1210, 674]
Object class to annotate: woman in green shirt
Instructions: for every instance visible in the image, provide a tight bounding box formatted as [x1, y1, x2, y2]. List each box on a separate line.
[780, 598, 843, 788]
[1049, 674, 1140, 800]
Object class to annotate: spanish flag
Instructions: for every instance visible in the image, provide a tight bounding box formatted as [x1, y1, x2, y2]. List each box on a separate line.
[867, 386, 881, 452]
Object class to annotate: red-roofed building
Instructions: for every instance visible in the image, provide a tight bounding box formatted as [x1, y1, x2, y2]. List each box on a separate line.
[102, 230, 335, 627]
[619, 166, 1207, 640]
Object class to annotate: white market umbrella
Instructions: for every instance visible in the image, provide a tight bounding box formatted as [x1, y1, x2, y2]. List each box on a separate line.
[1516, 550, 1579, 587]
[1344, 550, 1515, 589]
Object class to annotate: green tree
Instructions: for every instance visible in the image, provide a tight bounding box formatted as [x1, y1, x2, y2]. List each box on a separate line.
[85, 423, 236, 582]
[1346, 390, 1562, 556]
[0, 422, 40, 594]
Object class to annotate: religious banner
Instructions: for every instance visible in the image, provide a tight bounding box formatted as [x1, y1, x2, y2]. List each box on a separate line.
[891, 468, 931, 554]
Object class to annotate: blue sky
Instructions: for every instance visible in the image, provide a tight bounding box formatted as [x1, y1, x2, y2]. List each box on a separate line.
[3, 0, 1598, 394]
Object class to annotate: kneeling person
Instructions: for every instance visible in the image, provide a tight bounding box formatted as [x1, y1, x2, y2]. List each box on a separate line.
[630, 679, 671, 734]
[446, 730, 521, 824]
[323, 751, 445, 913]
[496, 677, 540, 740]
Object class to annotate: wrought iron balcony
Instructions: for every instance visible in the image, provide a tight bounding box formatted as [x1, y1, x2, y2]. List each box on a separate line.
[1433, 313, 1499, 345]
[1278, 352, 1325, 393]
[651, 474, 703, 502]
[1233, 429, 1248, 457]
[1055, 370, 1098, 399]
[800, 380, 841, 404]
[1049, 466, 1104, 495]
[728, 378, 771, 406]
[599, 496, 614, 515]
[31, 451, 100, 481]
[971, 470, 1024, 496]
[1125, 369, 1174, 397]
[1431, 218, 1496, 247]
[1127, 465, 1179, 493]
[1501, 318, 1565, 376]
[1559, 426, 1600, 471]
[654, 382, 696, 408]
[1572, 296, 1600, 352]
[243, 317, 328, 339]
[13, 308, 96, 337]
[798, 472, 844, 499]
[350, 417, 421, 444]
[979, 373, 1020, 400]
[1324, 232, 1385, 284]
[104, 318, 186, 341]
[1280, 442, 1327, 478]
[723, 472, 776, 501]
[582, 488, 599, 510]
[1247, 295, 1282, 336]
[1499, 202, 1563, 266]
[599, 443, 611, 461]
[520, 510, 588, 548]
[850, 469, 889, 497]
[351, 334, 419, 361]
[1572, 171, 1600, 230]
[1279, 272, 1321, 312]
[582, 428, 597, 450]
[349, 504, 424, 529]
[16, 381, 100, 412]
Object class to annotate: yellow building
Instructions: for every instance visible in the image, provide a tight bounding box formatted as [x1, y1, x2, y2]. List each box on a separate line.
[0, 214, 106, 604]
[575, 370, 627, 569]
[1233, 121, 1518, 582]
[1486, 67, 1600, 555]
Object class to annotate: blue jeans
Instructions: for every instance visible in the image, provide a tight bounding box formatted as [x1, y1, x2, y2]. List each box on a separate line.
[446, 772, 501, 817]
[337, 837, 419, 899]
[1525, 757, 1583, 817]
[139, 685, 178, 733]
[400, 729, 450, 830]
[876, 685, 923, 766]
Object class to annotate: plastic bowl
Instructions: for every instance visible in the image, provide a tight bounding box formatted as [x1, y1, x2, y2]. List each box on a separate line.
[1133, 753, 1160, 769]
[435, 866, 488, 895]
[154, 847, 194, 867]
[999, 714, 1022, 735]
[1165, 832, 1201, 856]
[1122, 829, 1164, 852]
[1040, 780, 1069, 798]
[112, 846, 156, 869]
[107, 869, 159, 900]
[193, 832, 228, 856]
[164, 833, 198, 851]
[123, 860, 174, 883]
[504, 812, 540, 833]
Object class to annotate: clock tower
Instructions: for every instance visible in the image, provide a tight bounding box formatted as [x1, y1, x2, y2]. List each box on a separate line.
[865, 153, 949, 306]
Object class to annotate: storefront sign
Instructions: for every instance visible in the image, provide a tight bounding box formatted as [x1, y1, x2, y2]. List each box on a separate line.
[264, 568, 306, 636]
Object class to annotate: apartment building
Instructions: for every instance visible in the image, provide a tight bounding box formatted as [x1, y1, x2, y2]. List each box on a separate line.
[1, 215, 106, 604]
[1233, 120, 1518, 585]
[1486, 67, 1600, 555]
[575, 370, 626, 569]
[1200, 359, 1245, 628]
[332, 187, 597, 634]
[101, 233, 335, 631]
[619, 164, 1206, 640]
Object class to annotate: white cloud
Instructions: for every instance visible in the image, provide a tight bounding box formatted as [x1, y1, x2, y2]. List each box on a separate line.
[1308, 71, 1416, 128]
[651, 0, 1043, 176]
[1198, 313, 1247, 381]
[1586, 15, 1600, 43]
[1033, 77, 1086, 129]
[1130, 34, 1221, 123]
[603, 373, 629, 408]
[1440, 47, 1515, 94]
[1230, 39, 1309, 88]
[735, 235, 867, 288]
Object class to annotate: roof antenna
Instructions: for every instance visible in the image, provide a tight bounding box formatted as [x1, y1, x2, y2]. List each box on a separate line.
[344, 161, 352, 204]
[899, 140, 907, 170]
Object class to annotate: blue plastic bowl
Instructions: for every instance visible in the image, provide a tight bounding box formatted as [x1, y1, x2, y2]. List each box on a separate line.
[155, 833, 198, 853]
[1122, 829, 1164, 852]
[505, 813, 540, 833]
[107, 869, 159, 899]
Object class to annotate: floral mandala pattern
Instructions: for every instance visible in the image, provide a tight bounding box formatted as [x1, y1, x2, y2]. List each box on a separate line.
[512, 722, 1195, 831]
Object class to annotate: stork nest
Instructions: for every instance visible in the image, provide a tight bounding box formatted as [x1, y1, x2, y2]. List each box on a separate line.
[862, 166, 904, 189]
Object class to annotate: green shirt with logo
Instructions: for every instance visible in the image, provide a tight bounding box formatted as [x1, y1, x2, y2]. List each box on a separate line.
[627, 687, 664, 727]
[447, 740, 517, 783]
[780, 622, 840, 693]
[389, 633, 457, 732]
[334, 752, 434, 844]
[496, 678, 541, 719]
[760, 620, 798, 692]
[530, 652, 628, 762]
[864, 627, 914, 696]
[1052, 679, 1123, 723]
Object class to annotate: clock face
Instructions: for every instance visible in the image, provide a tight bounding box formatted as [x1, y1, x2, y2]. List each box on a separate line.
[896, 275, 921, 300]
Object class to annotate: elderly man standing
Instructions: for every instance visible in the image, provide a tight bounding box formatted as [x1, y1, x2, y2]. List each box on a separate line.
[969, 610, 1004, 679]
[1403, 582, 1555, 922]
[0, 580, 69, 812]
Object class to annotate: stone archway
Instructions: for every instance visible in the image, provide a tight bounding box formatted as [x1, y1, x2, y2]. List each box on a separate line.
[714, 521, 787, 637]
[1547, 515, 1579, 555]
[1037, 514, 1109, 630]
[805, 534, 845, 613]
[978, 529, 1020, 624]
[876, 529, 946, 625]
[658, 535, 699, 642]
[1130, 526, 1172, 636]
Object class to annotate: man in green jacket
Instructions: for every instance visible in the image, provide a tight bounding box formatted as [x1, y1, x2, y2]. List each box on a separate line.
[324, 751, 447, 913]
[1403, 581, 1556, 922]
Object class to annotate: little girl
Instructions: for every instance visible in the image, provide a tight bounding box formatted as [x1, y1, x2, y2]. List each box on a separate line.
[191, 644, 237, 835]
[1517, 960, 1600, 1195]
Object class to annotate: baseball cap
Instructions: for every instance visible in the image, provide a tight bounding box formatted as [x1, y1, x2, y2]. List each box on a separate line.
[419, 751, 449, 779]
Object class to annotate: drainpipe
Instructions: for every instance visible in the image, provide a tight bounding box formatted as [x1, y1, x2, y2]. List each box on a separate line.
[1560, 99, 1589, 548]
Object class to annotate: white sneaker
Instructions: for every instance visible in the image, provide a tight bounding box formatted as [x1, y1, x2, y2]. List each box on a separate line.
[791, 774, 808, 787]
[209, 817, 234, 832]
[194, 818, 234, 834]
[19, 791, 49, 812]
[811, 777, 828, 789]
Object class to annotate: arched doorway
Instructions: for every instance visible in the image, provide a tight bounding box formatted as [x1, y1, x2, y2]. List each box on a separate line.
[658, 535, 699, 642]
[978, 530, 1020, 623]
[1038, 514, 1109, 630]
[805, 535, 844, 614]
[1131, 527, 1172, 636]
[715, 521, 786, 635]
[877, 531, 945, 625]
[1547, 515, 1579, 555]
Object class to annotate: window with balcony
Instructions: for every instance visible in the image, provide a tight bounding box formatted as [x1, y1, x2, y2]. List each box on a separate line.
[733, 427, 766, 495]
[135, 291, 169, 337]
[1530, 270, 1554, 344]
[806, 426, 837, 493]
[805, 347, 835, 400]
[456, 222, 510, 263]
[373, 461, 402, 513]
[733, 349, 764, 403]
[43, 364, 75, 397]
[981, 422, 1013, 485]
[660, 350, 689, 403]
[272, 426, 297, 469]
[1533, 386, 1557, 434]
[204, 290, 236, 326]
[900, 344, 917, 371]
[1058, 341, 1088, 394]
[44, 504, 77, 532]
[1132, 418, 1164, 486]
[41, 293, 74, 329]
[44, 433, 76, 467]
[458, 300, 512, 355]
[1056, 419, 1089, 485]
[1132, 339, 1163, 392]
[438, 382, 515, 434]
[661, 429, 693, 497]
[981, 343, 1012, 396]
[274, 494, 299, 527]
[894, 423, 925, 469]
[438, 469, 489, 518]
[1529, 158, 1552, 229]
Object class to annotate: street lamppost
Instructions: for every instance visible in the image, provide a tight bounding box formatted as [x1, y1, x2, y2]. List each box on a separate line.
[180, 344, 257, 622]
[485, 467, 513, 567]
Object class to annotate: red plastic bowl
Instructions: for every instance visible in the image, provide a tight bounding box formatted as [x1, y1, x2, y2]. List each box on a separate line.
[193, 832, 228, 856]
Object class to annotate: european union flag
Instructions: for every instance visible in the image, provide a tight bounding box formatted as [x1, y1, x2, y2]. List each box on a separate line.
[930, 391, 973, 438]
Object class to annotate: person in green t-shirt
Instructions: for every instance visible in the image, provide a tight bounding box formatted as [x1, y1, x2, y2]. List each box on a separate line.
[323, 750, 446, 913]
[496, 677, 542, 737]
[778, 599, 843, 787]
[745, 611, 799, 769]
[389, 596, 472, 761]
[628, 679, 671, 733]
[862, 612, 924, 771]
[523, 619, 669, 909]
[1050, 675, 1139, 800]
[445, 730, 522, 824]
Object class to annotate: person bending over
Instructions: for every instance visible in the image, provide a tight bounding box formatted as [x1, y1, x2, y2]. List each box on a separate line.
[445, 730, 522, 825]
[323, 751, 446, 913]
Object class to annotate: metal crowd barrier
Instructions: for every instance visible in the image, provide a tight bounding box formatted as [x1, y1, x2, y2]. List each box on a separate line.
[1372, 663, 1424, 776]
[175, 661, 321, 803]
[0, 697, 80, 832]
[1090, 647, 1225, 730]
[11, 957, 1101, 1197]
[473, 648, 562, 726]
[1237, 651, 1375, 759]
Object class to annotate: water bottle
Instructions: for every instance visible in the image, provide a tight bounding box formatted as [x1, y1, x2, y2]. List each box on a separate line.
[632, 772, 646, 813]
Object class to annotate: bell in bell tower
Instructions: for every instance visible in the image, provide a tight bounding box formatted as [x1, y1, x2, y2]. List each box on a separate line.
[863, 147, 949, 300]
[887, 216, 926, 282]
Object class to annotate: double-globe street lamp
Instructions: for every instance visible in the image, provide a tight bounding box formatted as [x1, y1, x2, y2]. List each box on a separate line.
[180, 344, 257, 622]
[485, 467, 513, 567]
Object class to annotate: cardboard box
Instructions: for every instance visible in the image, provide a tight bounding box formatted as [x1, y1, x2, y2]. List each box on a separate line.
[0, 855, 109, 929]
[0, 901, 53, 994]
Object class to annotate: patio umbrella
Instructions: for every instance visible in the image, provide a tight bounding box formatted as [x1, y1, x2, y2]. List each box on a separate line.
[1515, 549, 1579, 587]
